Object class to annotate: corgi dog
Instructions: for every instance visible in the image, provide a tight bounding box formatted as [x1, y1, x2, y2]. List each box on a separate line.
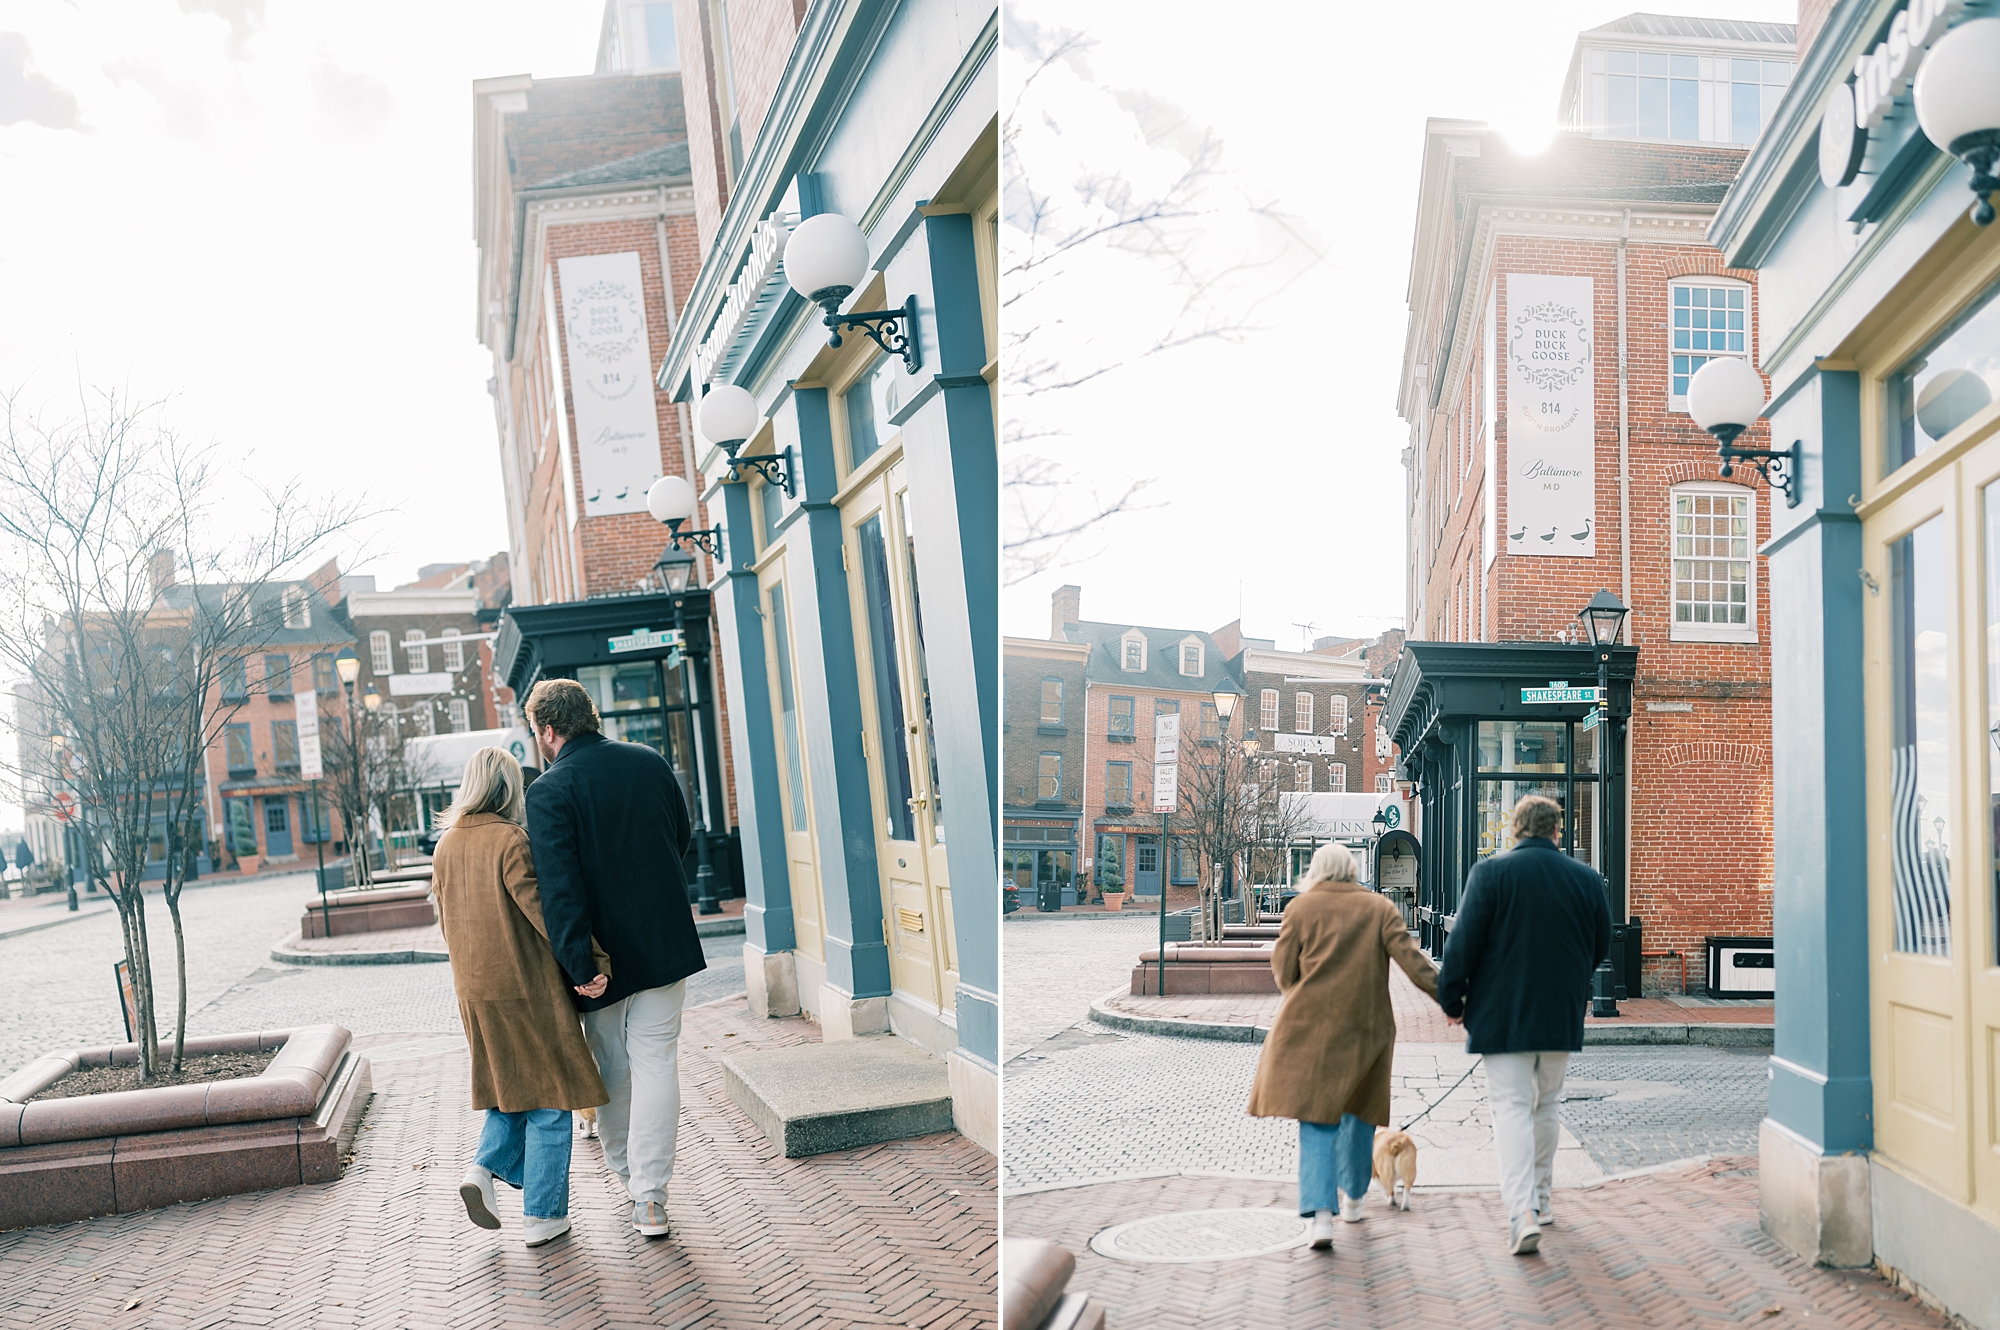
[1372, 1128, 1417, 1211]
[578, 1106, 599, 1139]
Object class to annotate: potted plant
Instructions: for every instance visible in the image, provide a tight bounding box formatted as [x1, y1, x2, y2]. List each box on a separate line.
[1101, 883, 1125, 911]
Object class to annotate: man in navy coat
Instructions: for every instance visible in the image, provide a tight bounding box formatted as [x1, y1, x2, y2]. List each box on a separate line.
[1437, 793, 1610, 1257]
[525, 678, 706, 1240]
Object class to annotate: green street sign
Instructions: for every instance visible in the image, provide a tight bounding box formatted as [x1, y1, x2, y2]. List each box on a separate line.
[1580, 709, 1602, 731]
[1521, 684, 1598, 705]
[609, 628, 683, 655]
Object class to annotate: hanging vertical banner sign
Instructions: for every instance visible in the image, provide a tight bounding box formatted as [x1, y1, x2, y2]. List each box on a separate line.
[295, 685, 323, 782]
[1505, 274, 1596, 558]
[1153, 714, 1180, 813]
[557, 251, 664, 518]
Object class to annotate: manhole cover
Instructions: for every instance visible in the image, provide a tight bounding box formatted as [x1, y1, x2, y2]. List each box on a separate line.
[1088, 1208, 1309, 1263]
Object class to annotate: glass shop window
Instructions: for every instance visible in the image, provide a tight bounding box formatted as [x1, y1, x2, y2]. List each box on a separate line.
[1887, 276, 2000, 473]
[1890, 516, 1953, 956]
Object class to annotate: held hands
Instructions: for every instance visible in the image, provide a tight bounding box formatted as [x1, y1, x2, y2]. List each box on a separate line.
[574, 974, 609, 999]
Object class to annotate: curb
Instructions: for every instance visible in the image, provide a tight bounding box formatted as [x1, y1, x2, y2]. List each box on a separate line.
[0, 904, 117, 941]
[269, 931, 449, 967]
[695, 916, 746, 938]
[1088, 990, 1774, 1048]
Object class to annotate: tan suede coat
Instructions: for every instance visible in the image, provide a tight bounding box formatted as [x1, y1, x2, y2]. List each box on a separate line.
[1246, 879, 1441, 1126]
[433, 812, 609, 1113]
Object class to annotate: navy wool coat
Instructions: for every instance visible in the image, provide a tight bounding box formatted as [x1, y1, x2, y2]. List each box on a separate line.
[526, 730, 707, 1011]
[1435, 836, 1611, 1054]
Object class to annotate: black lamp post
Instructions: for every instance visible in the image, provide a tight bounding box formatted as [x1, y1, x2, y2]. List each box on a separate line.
[1210, 688, 1241, 935]
[1578, 589, 1629, 1018]
[333, 647, 369, 886]
[52, 734, 76, 911]
[657, 545, 721, 916]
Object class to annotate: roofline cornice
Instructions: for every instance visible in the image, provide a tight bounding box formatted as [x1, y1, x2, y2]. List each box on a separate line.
[507, 183, 697, 363]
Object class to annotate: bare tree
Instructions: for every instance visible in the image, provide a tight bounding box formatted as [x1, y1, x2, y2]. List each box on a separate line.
[319, 700, 446, 879]
[1001, 19, 1318, 584]
[0, 389, 366, 1078]
[1177, 728, 1321, 939]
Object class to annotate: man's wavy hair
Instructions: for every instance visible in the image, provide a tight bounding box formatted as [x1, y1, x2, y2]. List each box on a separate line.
[525, 678, 601, 741]
[1508, 794, 1561, 842]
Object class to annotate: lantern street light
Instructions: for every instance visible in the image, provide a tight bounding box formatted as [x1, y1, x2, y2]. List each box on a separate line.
[782, 212, 922, 373]
[696, 385, 794, 495]
[1577, 589, 1630, 1018]
[333, 648, 368, 884]
[1686, 356, 1801, 507]
[654, 545, 721, 917]
[1204, 686, 1250, 932]
[646, 475, 724, 560]
[1913, 18, 2000, 226]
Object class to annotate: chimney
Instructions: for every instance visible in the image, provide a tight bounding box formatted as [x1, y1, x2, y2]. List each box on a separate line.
[1210, 619, 1241, 659]
[149, 549, 175, 598]
[1051, 584, 1081, 641]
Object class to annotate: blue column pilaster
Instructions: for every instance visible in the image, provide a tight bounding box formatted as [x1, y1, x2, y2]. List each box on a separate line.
[783, 387, 891, 1001]
[886, 212, 998, 1066]
[714, 480, 795, 954]
[1764, 368, 1872, 1153]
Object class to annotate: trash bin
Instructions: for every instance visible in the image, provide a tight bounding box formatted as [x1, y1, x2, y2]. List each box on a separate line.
[1611, 918, 1643, 999]
[1037, 877, 1063, 912]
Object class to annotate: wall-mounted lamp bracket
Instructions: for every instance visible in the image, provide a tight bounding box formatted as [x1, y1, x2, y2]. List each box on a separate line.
[1710, 424, 1804, 508]
[820, 294, 922, 373]
[722, 443, 796, 497]
[663, 520, 725, 560]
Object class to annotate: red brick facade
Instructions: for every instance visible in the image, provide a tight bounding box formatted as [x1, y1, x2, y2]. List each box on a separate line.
[1404, 131, 1775, 990]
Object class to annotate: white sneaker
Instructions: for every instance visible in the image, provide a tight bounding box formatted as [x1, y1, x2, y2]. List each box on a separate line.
[1339, 1192, 1366, 1223]
[524, 1214, 572, 1248]
[458, 1166, 500, 1231]
[1536, 1203, 1554, 1228]
[1308, 1210, 1335, 1250]
[1507, 1216, 1542, 1255]
[633, 1200, 670, 1238]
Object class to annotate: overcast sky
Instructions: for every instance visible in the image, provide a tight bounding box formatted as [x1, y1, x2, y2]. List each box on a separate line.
[0, 0, 610, 592]
[1002, 0, 1795, 650]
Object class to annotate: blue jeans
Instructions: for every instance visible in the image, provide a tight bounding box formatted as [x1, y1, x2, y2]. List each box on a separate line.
[476, 1108, 573, 1219]
[1298, 1116, 1374, 1215]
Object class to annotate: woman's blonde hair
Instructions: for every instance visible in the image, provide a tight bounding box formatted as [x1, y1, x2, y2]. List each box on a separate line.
[1296, 841, 1359, 890]
[437, 746, 526, 831]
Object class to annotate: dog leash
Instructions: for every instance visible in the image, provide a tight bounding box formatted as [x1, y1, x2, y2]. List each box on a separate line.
[1397, 1057, 1482, 1131]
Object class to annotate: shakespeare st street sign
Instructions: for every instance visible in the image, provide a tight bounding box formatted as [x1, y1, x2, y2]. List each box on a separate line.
[1521, 681, 1599, 705]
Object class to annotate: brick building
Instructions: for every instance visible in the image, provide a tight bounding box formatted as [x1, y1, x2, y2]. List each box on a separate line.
[1391, 14, 1793, 993]
[1213, 625, 1377, 797]
[1002, 634, 1088, 907]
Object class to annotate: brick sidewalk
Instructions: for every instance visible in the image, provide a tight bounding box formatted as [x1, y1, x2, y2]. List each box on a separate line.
[0, 997, 997, 1329]
[1005, 1162, 1945, 1328]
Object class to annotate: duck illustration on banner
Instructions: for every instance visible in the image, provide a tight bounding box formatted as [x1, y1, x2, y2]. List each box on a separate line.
[1505, 273, 1596, 557]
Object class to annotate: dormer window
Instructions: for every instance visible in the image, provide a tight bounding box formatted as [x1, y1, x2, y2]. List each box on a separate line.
[281, 586, 310, 629]
[1178, 639, 1203, 677]
[1120, 631, 1146, 671]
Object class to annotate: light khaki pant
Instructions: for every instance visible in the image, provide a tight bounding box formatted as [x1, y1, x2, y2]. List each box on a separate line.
[582, 979, 687, 1208]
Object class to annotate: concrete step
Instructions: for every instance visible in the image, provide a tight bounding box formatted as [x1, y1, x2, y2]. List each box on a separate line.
[721, 1034, 952, 1158]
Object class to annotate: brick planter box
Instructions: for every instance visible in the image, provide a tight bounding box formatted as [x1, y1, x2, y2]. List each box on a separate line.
[0, 1025, 370, 1231]
[299, 883, 436, 939]
[1129, 944, 1279, 996]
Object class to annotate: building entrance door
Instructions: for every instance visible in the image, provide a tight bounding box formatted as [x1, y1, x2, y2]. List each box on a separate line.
[262, 797, 293, 857]
[1133, 837, 1161, 896]
[758, 560, 824, 965]
[844, 458, 956, 1020]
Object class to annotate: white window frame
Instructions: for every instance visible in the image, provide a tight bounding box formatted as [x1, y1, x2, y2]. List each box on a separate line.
[1259, 688, 1280, 731]
[1295, 692, 1314, 734]
[1670, 482, 1758, 643]
[447, 698, 471, 733]
[1179, 639, 1203, 677]
[282, 587, 310, 629]
[1120, 631, 1146, 672]
[369, 631, 393, 675]
[1295, 761, 1313, 793]
[1327, 763, 1346, 793]
[403, 628, 430, 673]
[1376, 773, 1394, 793]
[1330, 694, 1349, 735]
[1038, 752, 1061, 801]
[442, 627, 465, 672]
[1668, 276, 1750, 412]
[410, 703, 434, 738]
[1040, 677, 1063, 725]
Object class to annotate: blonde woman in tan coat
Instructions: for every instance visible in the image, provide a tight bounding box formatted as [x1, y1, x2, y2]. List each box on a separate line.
[433, 747, 610, 1249]
[1247, 842, 1442, 1251]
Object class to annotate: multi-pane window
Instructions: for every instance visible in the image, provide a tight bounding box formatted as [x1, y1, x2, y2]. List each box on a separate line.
[1295, 762, 1313, 792]
[1376, 773, 1394, 793]
[1108, 696, 1134, 736]
[282, 586, 310, 629]
[1200, 702, 1220, 741]
[442, 628, 464, 672]
[403, 629, 429, 673]
[1121, 636, 1144, 670]
[264, 654, 292, 699]
[1671, 282, 1747, 400]
[410, 703, 435, 738]
[1040, 678, 1063, 725]
[1180, 641, 1201, 676]
[1260, 688, 1279, 731]
[370, 631, 393, 674]
[1590, 48, 1790, 145]
[1672, 487, 1754, 639]
[272, 721, 299, 770]
[1330, 694, 1349, 735]
[1328, 764, 1347, 793]
[311, 653, 335, 693]
[1038, 753, 1061, 801]
[448, 699, 470, 734]
[1105, 761, 1133, 806]
[225, 723, 254, 774]
[1295, 692, 1314, 734]
[221, 656, 247, 701]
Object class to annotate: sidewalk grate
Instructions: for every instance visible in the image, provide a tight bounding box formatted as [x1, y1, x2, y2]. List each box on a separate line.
[1088, 1207, 1309, 1263]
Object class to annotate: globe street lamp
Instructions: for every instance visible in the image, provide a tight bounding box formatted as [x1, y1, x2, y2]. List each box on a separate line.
[697, 385, 793, 495]
[1686, 356, 1801, 507]
[1578, 590, 1630, 1018]
[646, 475, 723, 559]
[782, 212, 922, 372]
[1913, 18, 2000, 226]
